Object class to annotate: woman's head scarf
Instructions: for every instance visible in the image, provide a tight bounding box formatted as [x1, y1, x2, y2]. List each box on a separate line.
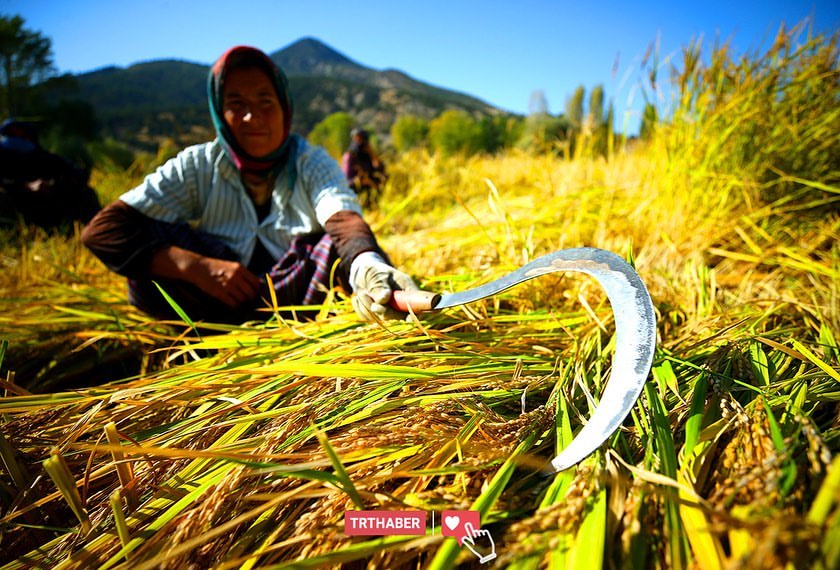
[208, 46, 294, 178]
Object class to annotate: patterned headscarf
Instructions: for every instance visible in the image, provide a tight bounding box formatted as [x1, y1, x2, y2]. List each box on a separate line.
[208, 46, 295, 179]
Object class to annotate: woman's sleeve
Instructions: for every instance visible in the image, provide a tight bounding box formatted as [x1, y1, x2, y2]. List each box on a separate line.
[299, 141, 363, 225]
[323, 210, 390, 267]
[81, 200, 164, 279]
[296, 138, 384, 264]
[119, 147, 202, 222]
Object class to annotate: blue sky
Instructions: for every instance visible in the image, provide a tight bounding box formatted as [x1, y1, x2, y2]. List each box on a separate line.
[3, 0, 838, 133]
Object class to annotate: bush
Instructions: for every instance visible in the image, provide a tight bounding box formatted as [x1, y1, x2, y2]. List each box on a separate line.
[427, 109, 482, 156]
[307, 111, 355, 159]
[391, 114, 429, 152]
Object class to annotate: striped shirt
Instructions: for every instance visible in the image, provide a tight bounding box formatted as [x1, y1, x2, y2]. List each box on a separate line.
[119, 135, 362, 266]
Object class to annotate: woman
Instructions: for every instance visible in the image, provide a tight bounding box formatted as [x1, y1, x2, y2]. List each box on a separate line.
[341, 128, 387, 208]
[82, 45, 417, 323]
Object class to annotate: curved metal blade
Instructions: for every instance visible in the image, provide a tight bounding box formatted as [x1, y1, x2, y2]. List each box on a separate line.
[434, 247, 657, 471]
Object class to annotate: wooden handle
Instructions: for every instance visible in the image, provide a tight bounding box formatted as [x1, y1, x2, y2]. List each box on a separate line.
[390, 289, 441, 313]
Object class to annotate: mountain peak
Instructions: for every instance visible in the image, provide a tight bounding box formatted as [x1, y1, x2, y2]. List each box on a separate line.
[271, 37, 364, 75]
[64, 37, 501, 152]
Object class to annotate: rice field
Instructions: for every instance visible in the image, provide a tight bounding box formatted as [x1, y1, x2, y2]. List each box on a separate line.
[0, 25, 838, 569]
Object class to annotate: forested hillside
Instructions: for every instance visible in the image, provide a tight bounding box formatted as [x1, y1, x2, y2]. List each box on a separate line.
[63, 37, 503, 151]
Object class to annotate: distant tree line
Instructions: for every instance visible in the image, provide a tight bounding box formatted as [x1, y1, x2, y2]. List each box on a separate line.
[2, 13, 655, 173]
[309, 85, 636, 160]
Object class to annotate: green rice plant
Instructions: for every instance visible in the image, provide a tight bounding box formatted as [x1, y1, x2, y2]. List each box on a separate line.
[0, 432, 27, 492]
[654, 22, 840, 206]
[109, 489, 131, 561]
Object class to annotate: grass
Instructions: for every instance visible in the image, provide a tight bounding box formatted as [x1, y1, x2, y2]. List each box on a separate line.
[1, 23, 839, 569]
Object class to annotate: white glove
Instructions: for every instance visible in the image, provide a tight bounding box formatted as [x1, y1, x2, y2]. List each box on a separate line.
[350, 252, 420, 321]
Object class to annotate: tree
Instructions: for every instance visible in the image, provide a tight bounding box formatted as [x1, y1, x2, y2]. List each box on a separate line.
[518, 113, 569, 154]
[639, 103, 658, 140]
[307, 111, 355, 159]
[587, 85, 613, 156]
[565, 85, 585, 133]
[391, 114, 429, 153]
[497, 115, 526, 150]
[602, 101, 616, 156]
[528, 89, 549, 116]
[588, 85, 605, 132]
[0, 15, 55, 117]
[476, 115, 518, 154]
[519, 89, 567, 154]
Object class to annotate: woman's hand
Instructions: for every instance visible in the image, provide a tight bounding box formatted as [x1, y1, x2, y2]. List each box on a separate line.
[151, 246, 262, 307]
[194, 257, 263, 307]
[350, 252, 419, 321]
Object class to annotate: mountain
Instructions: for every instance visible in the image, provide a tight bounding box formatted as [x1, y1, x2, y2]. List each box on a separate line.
[62, 38, 504, 151]
[71, 60, 210, 150]
[272, 37, 364, 75]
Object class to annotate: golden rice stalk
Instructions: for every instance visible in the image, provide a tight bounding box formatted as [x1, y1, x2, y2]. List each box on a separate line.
[109, 489, 131, 560]
[42, 448, 91, 534]
[0, 432, 28, 490]
[104, 421, 138, 511]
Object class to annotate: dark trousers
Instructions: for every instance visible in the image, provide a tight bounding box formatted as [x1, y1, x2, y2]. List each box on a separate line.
[128, 221, 345, 323]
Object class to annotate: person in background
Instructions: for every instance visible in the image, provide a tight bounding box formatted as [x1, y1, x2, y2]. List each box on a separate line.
[82, 45, 417, 323]
[0, 118, 100, 229]
[341, 128, 387, 208]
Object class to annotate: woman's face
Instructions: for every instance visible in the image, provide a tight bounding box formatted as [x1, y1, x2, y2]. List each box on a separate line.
[222, 67, 285, 157]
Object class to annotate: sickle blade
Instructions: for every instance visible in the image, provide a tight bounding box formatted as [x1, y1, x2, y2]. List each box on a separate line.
[435, 247, 657, 471]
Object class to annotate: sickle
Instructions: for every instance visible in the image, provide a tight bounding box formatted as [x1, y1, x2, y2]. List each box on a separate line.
[391, 247, 657, 472]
